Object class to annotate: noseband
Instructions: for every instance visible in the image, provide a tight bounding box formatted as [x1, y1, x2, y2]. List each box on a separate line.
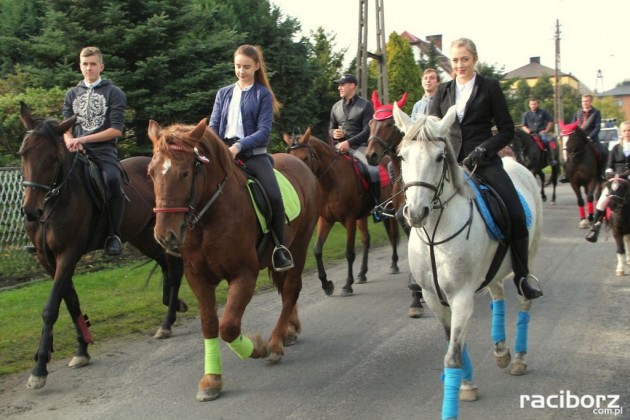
[152, 145, 227, 228]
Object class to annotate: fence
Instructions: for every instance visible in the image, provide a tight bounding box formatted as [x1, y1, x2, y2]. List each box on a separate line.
[0, 167, 42, 284]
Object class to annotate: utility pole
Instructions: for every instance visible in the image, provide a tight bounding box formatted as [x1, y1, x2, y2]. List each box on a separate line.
[595, 69, 604, 97]
[553, 19, 563, 133]
[357, 0, 389, 102]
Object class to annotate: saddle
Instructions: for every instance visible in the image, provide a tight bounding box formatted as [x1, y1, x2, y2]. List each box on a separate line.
[78, 153, 128, 211]
[340, 153, 390, 191]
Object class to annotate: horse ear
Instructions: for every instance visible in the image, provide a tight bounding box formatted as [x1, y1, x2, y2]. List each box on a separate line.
[371, 91, 382, 109]
[147, 120, 162, 145]
[302, 126, 311, 143]
[436, 105, 457, 137]
[397, 92, 408, 109]
[189, 118, 207, 144]
[282, 132, 292, 146]
[392, 101, 412, 133]
[56, 115, 76, 135]
[19, 101, 36, 130]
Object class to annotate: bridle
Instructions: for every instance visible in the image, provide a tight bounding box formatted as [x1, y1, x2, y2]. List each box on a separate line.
[286, 135, 340, 180]
[367, 120, 402, 158]
[152, 145, 228, 229]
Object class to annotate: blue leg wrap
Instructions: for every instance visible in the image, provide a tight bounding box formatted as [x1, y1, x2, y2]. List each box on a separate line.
[515, 311, 530, 354]
[462, 344, 473, 382]
[490, 299, 506, 344]
[442, 367, 463, 419]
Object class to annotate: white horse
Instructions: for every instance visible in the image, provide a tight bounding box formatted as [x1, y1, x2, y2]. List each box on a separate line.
[393, 104, 543, 420]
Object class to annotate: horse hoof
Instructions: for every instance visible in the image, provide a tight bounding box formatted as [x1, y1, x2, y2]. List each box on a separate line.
[26, 374, 47, 389]
[285, 334, 298, 347]
[340, 287, 353, 297]
[510, 360, 528, 376]
[390, 265, 400, 274]
[459, 386, 478, 402]
[154, 326, 172, 339]
[266, 352, 283, 364]
[408, 307, 424, 318]
[578, 219, 590, 229]
[177, 300, 189, 313]
[323, 282, 334, 296]
[68, 355, 90, 368]
[197, 374, 222, 401]
[248, 334, 270, 359]
[357, 276, 367, 284]
[616, 270, 624, 277]
[494, 347, 511, 369]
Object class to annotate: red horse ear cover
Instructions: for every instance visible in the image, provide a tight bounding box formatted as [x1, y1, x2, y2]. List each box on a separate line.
[559, 120, 579, 135]
[396, 92, 408, 109]
[372, 92, 409, 121]
[371, 90, 382, 109]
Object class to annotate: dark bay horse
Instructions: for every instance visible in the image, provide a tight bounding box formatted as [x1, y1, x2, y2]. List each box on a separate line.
[602, 178, 630, 276]
[283, 128, 399, 297]
[147, 119, 321, 401]
[365, 91, 424, 317]
[18, 103, 186, 390]
[560, 120, 604, 228]
[511, 128, 559, 204]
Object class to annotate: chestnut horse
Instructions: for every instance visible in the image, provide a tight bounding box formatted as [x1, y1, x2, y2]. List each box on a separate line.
[147, 119, 321, 401]
[18, 103, 186, 390]
[283, 128, 399, 297]
[560, 120, 604, 228]
[365, 91, 424, 317]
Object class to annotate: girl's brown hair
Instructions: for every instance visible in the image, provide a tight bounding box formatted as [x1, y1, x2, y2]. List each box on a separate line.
[235, 45, 282, 116]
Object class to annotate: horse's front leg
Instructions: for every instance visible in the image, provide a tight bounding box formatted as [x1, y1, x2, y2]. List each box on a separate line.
[614, 233, 626, 276]
[384, 217, 400, 274]
[313, 216, 334, 296]
[356, 217, 371, 284]
[538, 171, 547, 203]
[267, 269, 301, 362]
[341, 217, 358, 296]
[488, 282, 511, 369]
[63, 281, 93, 369]
[155, 254, 187, 339]
[624, 235, 630, 267]
[27, 260, 79, 389]
[573, 184, 590, 228]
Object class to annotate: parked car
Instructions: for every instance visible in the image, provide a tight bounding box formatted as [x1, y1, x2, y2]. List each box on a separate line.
[600, 126, 620, 151]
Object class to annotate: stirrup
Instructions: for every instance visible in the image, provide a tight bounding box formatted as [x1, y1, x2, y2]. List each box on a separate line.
[272, 245, 294, 272]
[104, 235, 122, 256]
[516, 275, 543, 300]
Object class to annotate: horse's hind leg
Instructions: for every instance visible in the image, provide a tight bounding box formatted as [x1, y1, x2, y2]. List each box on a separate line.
[267, 270, 302, 362]
[384, 217, 400, 274]
[155, 254, 187, 339]
[356, 218, 370, 284]
[488, 283, 511, 369]
[624, 235, 630, 267]
[510, 297, 533, 376]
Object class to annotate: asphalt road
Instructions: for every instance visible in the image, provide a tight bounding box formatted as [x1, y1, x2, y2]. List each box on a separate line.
[1, 182, 629, 420]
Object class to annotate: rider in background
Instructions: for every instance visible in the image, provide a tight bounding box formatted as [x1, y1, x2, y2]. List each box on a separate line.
[329, 74, 379, 208]
[431, 37, 543, 300]
[411, 68, 440, 121]
[63, 46, 127, 256]
[209, 44, 293, 271]
[521, 98, 557, 166]
[585, 120, 630, 242]
[560, 94, 605, 183]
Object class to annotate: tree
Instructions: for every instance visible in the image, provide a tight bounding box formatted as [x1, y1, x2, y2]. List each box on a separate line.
[594, 97, 624, 123]
[385, 32, 421, 114]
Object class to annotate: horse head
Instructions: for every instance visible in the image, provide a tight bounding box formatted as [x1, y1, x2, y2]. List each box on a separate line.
[18, 102, 76, 222]
[606, 177, 630, 213]
[366, 91, 408, 165]
[148, 118, 227, 253]
[559, 120, 588, 155]
[393, 103, 463, 227]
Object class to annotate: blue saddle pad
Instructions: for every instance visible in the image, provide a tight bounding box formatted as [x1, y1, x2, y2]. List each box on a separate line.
[467, 178, 532, 241]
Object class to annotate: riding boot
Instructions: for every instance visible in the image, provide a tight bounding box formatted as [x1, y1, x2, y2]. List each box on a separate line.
[271, 213, 294, 272]
[545, 143, 557, 166]
[585, 210, 605, 243]
[104, 196, 124, 256]
[370, 181, 383, 222]
[511, 237, 543, 299]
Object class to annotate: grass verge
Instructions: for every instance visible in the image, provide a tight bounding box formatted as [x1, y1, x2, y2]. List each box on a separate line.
[0, 220, 393, 376]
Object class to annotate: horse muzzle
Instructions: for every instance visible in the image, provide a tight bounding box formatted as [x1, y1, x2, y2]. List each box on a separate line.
[403, 203, 430, 228]
[21, 205, 43, 222]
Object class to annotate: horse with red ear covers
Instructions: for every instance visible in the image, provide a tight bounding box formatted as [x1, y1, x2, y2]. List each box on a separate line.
[367, 91, 427, 318]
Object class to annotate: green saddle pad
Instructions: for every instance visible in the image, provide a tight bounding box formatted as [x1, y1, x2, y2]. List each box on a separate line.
[247, 169, 301, 233]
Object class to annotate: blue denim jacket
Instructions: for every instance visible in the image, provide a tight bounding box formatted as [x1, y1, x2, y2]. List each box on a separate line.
[209, 82, 273, 159]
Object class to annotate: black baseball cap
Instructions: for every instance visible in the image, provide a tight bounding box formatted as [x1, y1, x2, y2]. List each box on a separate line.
[334, 74, 358, 85]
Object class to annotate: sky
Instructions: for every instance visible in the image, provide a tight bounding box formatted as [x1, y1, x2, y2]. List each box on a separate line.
[271, 0, 628, 93]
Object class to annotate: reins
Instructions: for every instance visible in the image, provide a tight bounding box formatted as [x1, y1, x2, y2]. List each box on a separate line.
[152, 145, 228, 229]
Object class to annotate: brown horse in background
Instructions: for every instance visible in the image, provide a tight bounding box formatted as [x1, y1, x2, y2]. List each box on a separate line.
[148, 119, 321, 401]
[602, 177, 630, 276]
[18, 102, 186, 390]
[283, 128, 399, 297]
[365, 91, 424, 318]
[560, 120, 604, 228]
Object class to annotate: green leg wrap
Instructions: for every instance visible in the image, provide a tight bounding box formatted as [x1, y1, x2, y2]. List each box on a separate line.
[204, 337, 222, 375]
[227, 334, 254, 360]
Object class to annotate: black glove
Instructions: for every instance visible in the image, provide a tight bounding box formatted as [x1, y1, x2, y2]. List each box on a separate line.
[466, 146, 487, 166]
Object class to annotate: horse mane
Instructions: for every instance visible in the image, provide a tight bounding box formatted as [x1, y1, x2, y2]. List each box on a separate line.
[399, 115, 472, 198]
[152, 122, 234, 176]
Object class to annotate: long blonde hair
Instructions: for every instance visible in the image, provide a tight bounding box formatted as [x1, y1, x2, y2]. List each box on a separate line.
[235, 45, 282, 116]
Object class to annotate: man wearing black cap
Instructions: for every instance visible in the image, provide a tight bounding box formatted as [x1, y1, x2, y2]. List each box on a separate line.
[329, 74, 380, 207]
